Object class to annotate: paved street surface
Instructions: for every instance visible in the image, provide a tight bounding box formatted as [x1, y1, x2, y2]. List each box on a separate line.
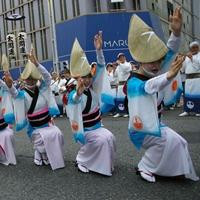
[0, 108, 200, 200]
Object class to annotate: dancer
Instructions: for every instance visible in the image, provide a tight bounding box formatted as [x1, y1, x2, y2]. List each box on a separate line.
[4, 50, 65, 170]
[127, 8, 199, 182]
[0, 55, 16, 166]
[66, 32, 116, 176]
[179, 41, 200, 116]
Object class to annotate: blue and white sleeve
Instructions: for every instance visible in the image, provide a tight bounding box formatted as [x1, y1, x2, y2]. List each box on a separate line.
[144, 73, 171, 95]
[167, 33, 181, 53]
[37, 64, 52, 86]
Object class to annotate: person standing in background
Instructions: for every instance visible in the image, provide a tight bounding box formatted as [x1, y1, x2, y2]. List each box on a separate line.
[113, 53, 132, 118]
[179, 41, 200, 117]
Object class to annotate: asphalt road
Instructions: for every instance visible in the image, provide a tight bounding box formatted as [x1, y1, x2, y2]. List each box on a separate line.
[0, 108, 200, 200]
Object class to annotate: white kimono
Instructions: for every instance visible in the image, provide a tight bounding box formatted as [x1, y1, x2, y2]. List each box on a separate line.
[183, 52, 200, 113]
[0, 80, 16, 165]
[128, 72, 198, 181]
[9, 64, 65, 170]
[160, 34, 183, 106]
[66, 49, 116, 176]
[127, 33, 199, 181]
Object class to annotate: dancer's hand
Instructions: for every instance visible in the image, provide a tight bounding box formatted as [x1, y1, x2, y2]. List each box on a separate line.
[94, 31, 103, 50]
[186, 52, 193, 60]
[169, 6, 182, 37]
[4, 71, 13, 88]
[167, 55, 185, 80]
[28, 48, 39, 67]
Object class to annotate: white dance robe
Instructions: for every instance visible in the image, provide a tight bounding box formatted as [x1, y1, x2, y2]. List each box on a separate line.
[127, 72, 199, 181]
[0, 80, 16, 165]
[66, 49, 116, 176]
[139, 126, 198, 181]
[9, 64, 65, 170]
[161, 33, 183, 106]
[0, 127, 16, 165]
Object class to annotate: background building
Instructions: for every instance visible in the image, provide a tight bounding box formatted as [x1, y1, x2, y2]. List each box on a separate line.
[0, 0, 199, 75]
[142, 0, 200, 52]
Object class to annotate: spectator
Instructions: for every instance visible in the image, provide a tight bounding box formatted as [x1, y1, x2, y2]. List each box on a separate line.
[113, 53, 132, 118]
[179, 41, 200, 117]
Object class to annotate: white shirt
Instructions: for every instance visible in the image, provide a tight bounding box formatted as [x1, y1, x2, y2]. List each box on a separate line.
[58, 78, 67, 92]
[50, 79, 59, 93]
[115, 61, 132, 82]
[184, 52, 200, 74]
[107, 71, 118, 86]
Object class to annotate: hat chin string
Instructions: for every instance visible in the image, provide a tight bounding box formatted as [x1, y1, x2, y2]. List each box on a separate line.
[142, 66, 157, 78]
[25, 84, 36, 90]
[24, 80, 36, 89]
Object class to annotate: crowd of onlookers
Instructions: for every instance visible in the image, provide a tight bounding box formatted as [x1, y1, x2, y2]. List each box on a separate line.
[4, 50, 191, 119]
[50, 67, 71, 117]
[49, 53, 140, 118]
[48, 51, 192, 118]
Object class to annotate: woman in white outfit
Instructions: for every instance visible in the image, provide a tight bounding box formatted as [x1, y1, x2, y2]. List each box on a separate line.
[4, 50, 65, 170]
[0, 55, 16, 166]
[66, 32, 116, 176]
[126, 8, 199, 182]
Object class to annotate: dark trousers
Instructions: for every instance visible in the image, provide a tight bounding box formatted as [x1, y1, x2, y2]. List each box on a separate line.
[57, 104, 63, 115]
[124, 96, 129, 114]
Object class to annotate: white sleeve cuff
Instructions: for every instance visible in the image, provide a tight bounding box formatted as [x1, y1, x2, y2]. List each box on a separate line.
[9, 85, 18, 98]
[167, 33, 181, 53]
[96, 49, 105, 65]
[37, 64, 46, 73]
[144, 73, 170, 94]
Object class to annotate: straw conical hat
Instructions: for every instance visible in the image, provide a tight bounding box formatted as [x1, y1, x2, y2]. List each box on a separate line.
[128, 15, 168, 63]
[21, 61, 42, 80]
[1, 54, 9, 71]
[70, 38, 91, 77]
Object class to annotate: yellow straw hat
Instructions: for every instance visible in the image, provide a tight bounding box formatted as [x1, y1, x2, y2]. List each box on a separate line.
[128, 14, 168, 63]
[1, 54, 9, 71]
[70, 38, 91, 78]
[21, 61, 42, 80]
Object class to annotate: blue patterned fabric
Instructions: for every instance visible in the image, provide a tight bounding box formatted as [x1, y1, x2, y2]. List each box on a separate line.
[101, 93, 115, 114]
[4, 113, 15, 124]
[127, 78, 146, 98]
[101, 103, 115, 114]
[93, 63, 104, 83]
[73, 132, 85, 145]
[84, 122, 101, 132]
[101, 93, 115, 105]
[164, 87, 182, 106]
[68, 90, 81, 105]
[49, 107, 60, 116]
[128, 130, 147, 150]
[16, 119, 28, 131]
[16, 90, 25, 99]
[27, 123, 50, 138]
[184, 96, 200, 113]
[161, 49, 176, 72]
[128, 127, 161, 150]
